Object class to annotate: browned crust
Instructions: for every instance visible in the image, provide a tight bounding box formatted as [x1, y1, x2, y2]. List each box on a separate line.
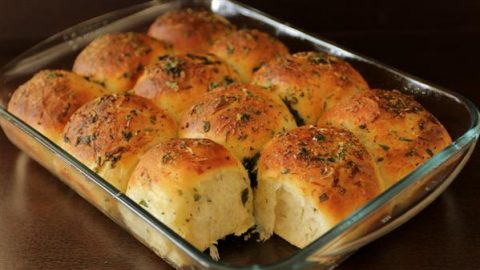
[258, 126, 382, 221]
[7, 70, 105, 142]
[73, 32, 171, 92]
[61, 93, 177, 171]
[209, 29, 289, 82]
[252, 51, 369, 125]
[148, 9, 236, 54]
[133, 53, 239, 120]
[178, 83, 297, 160]
[128, 138, 242, 187]
[318, 89, 452, 187]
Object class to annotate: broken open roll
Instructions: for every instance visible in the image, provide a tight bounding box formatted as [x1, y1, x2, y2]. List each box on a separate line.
[254, 126, 383, 248]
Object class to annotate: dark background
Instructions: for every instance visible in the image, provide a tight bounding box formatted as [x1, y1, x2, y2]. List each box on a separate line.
[0, 0, 479, 269]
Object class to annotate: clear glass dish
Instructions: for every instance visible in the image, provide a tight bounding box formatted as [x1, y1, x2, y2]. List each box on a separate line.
[0, 0, 478, 269]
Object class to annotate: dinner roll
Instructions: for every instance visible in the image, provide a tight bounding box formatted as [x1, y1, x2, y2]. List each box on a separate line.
[178, 83, 297, 173]
[7, 69, 106, 143]
[252, 51, 369, 125]
[73, 32, 171, 92]
[317, 89, 452, 188]
[209, 29, 289, 82]
[125, 138, 254, 256]
[60, 93, 177, 193]
[147, 9, 235, 54]
[5, 70, 105, 172]
[255, 126, 382, 248]
[133, 53, 239, 122]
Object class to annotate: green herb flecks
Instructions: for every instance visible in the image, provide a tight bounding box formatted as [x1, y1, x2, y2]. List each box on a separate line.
[138, 199, 149, 208]
[122, 131, 133, 141]
[237, 112, 250, 122]
[203, 121, 210, 132]
[166, 81, 179, 91]
[309, 54, 329, 65]
[161, 56, 183, 78]
[379, 144, 390, 152]
[319, 193, 329, 202]
[313, 133, 325, 142]
[208, 81, 220, 91]
[399, 137, 413, 142]
[75, 134, 96, 146]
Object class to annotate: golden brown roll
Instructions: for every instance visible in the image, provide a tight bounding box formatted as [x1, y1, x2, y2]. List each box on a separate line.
[252, 51, 369, 125]
[7, 69, 106, 143]
[317, 89, 452, 188]
[147, 9, 235, 54]
[255, 126, 382, 248]
[125, 138, 254, 257]
[209, 29, 289, 82]
[59, 93, 177, 193]
[133, 53, 239, 122]
[178, 83, 297, 166]
[73, 32, 171, 93]
[5, 69, 106, 172]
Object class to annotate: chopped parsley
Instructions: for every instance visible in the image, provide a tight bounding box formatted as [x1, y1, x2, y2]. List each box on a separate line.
[237, 112, 250, 122]
[138, 199, 148, 208]
[379, 144, 390, 151]
[313, 133, 325, 142]
[399, 137, 413, 142]
[223, 76, 235, 85]
[309, 54, 328, 65]
[203, 121, 210, 132]
[165, 81, 179, 91]
[208, 81, 220, 91]
[122, 131, 133, 141]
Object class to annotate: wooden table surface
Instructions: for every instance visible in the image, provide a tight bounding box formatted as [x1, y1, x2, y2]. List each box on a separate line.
[1, 0, 479, 269]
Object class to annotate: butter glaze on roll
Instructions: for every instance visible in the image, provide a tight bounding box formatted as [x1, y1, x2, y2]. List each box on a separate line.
[60, 93, 177, 192]
[5, 69, 106, 172]
[255, 126, 382, 248]
[317, 89, 452, 188]
[73, 32, 171, 92]
[7, 70, 106, 144]
[178, 83, 297, 167]
[252, 51, 369, 125]
[126, 138, 253, 258]
[209, 29, 289, 82]
[133, 53, 239, 122]
[148, 9, 235, 54]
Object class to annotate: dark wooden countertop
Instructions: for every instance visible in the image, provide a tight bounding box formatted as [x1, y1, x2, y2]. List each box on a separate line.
[1, 0, 479, 269]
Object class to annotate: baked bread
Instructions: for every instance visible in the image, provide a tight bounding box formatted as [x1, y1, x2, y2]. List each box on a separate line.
[59, 93, 177, 193]
[125, 138, 254, 257]
[133, 53, 239, 122]
[7, 70, 106, 143]
[5, 70, 106, 172]
[209, 29, 289, 82]
[255, 126, 382, 248]
[317, 89, 452, 188]
[252, 51, 369, 125]
[147, 9, 235, 54]
[178, 83, 297, 170]
[73, 32, 171, 92]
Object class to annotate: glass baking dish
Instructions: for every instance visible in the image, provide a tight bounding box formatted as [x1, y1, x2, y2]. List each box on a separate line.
[0, 0, 478, 269]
